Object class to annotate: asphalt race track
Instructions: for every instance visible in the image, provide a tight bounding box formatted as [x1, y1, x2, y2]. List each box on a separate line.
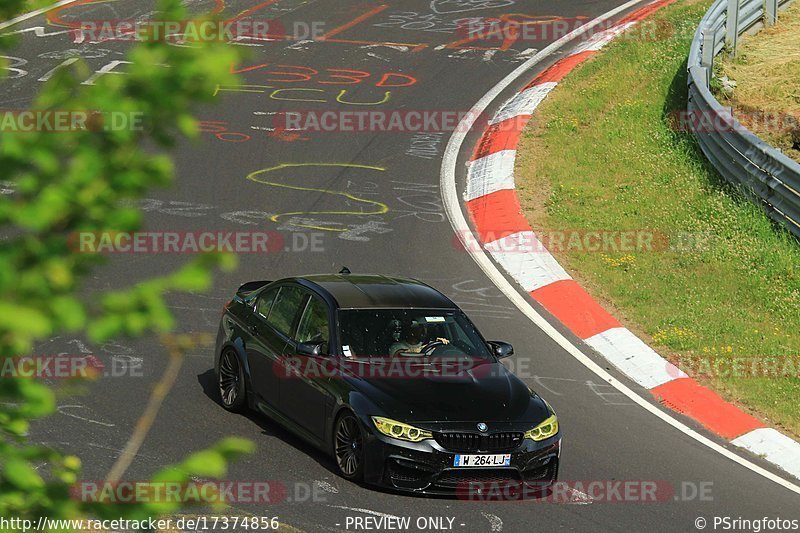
[3, 0, 799, 531]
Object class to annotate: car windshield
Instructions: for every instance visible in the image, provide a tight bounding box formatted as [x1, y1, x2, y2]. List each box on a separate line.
[337, 308, 493, 359]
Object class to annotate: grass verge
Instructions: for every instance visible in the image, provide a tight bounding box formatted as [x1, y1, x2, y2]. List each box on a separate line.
[515, 0, 800, 436]
[715, 1, 800, 163]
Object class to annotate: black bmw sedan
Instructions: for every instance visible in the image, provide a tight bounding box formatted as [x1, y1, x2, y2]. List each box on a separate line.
[214, 272, 561, 495]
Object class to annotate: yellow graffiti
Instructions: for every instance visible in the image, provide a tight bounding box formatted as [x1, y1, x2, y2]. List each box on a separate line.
[335, 90, 392, 106]
[245, 163, 389, 232]
[269, 88, 327, 103]
[213, 85, 393, 106]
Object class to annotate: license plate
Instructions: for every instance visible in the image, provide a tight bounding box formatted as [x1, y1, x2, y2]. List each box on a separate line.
[453, 454, 511, 467]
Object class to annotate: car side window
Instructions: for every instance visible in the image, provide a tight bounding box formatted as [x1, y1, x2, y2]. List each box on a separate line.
[255, 288, 278, 319]
[296, 296, 330, 353]
[266, 286, 305, 337]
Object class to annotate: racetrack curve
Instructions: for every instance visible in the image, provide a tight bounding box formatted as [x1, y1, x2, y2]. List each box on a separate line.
[3, 0, 799, 530]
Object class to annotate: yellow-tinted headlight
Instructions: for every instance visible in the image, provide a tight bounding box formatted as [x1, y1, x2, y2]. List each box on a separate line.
[371, 416, 433, 443]
[524, 414, 559, 441]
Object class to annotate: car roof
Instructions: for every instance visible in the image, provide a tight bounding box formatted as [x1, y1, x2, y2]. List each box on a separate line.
[290, 274, 457, 310]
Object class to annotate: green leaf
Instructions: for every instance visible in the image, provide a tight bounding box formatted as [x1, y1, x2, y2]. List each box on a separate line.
[49, 297, 86, 331]
[18, 381, 55, 418]
[215, 437, 256, 457]
[169, 263, 212, 292]
[4, 418, 29, 437]
[3, 458, 45, 490]
[0, 303, 51, 337]
[181, 450, 226, 478]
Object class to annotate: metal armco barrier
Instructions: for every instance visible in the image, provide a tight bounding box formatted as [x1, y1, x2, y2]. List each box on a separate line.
[688, 0, 800, 238]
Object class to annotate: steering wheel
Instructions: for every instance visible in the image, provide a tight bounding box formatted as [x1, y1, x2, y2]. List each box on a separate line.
[421, 340, 446, 354]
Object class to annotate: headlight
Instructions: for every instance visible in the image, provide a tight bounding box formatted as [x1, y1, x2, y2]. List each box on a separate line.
[524, 414, 559, 441]
[371, 416, 433, 443]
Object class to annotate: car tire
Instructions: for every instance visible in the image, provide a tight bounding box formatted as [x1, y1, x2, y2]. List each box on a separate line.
[333, 411, 365, 481]
[218, 349, 247, 412]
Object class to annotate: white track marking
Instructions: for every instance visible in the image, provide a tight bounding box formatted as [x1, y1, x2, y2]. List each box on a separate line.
[430, 0, 515, 15]
[564, 486, 594, 504]
[57, 404, 115, 427]
[359, 43, 410, 52]
[439, 0, 800, 495]
[513, 48, 539, 61]
[314, 480, 339, 494]
[366, 52, 390, 62]
[327, 506, 402, 520]
[484, 231, 572, 291]
[480, 512, 503, 532]
[489, 82, 557, 125]
[0, 26, 78, 38]
[465, 151, 517, 200]
[0, 0, 82, 31]
[584, 327, 678, 389]
[86, 442, 154, 459]
[732, 429, 800, 480]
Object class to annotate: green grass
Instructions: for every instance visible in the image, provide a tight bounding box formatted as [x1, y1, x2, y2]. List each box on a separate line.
[515, 0, 800, 436]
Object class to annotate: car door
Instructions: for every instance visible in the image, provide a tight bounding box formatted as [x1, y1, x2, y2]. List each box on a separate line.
[280, 292, 334, 440]
[246, 285, 305, 413]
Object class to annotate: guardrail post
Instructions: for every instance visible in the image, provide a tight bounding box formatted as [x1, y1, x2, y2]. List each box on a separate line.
[701, 66, 711, 87]
[689, 0, 800, 239]
[764, 0, 779, 25]
[701, 24, 716, 68]
[726, 0, 740, 53]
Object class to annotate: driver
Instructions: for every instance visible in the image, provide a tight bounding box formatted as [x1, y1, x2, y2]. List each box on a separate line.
[389, 320, 449, 356]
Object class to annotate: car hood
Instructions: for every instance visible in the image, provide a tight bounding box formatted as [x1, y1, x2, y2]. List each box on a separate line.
[345, 358, 549, 424]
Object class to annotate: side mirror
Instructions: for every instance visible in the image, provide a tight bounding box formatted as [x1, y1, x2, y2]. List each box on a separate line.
[297, 342, 324, 357]
[488, 341, 514, 359]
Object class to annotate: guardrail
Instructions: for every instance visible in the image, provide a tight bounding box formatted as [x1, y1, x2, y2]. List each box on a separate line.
[687, 0, 800, 238]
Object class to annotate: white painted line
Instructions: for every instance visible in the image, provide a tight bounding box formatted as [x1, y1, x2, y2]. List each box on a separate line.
[0, 0, 81, 31]
[250, 125, 304, 132]
[480, 512, 503, 532]
[0, 25, 77, 38]
[57, 404, 115, 427]
[314, 480, 339, 494]
[327, 506, 402, 520]
[584, 327, 678, 389]
[465, 150, 516, 200]
[489, 82, 558, 125]
[732, 428, 800, 480]
[485, 231, 572, 292]
[439, 0, 800, 494]
[565, 487, 594, 505]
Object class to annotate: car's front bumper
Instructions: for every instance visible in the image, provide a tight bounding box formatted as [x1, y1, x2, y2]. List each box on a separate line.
[360, 425, 561, 497]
